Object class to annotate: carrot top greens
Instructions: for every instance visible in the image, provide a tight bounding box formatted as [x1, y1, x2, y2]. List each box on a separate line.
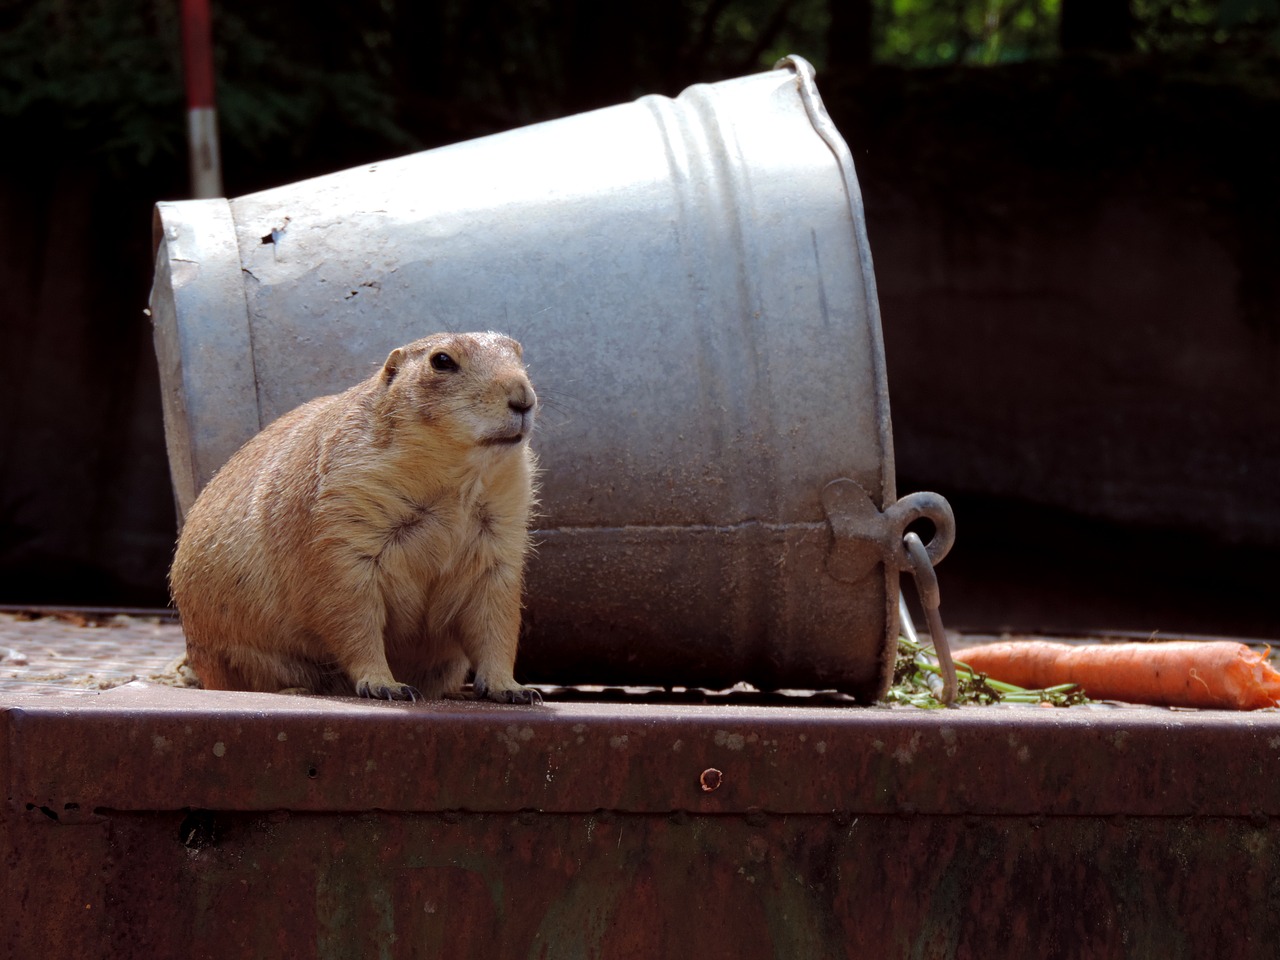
[886, 634, 1089, 709]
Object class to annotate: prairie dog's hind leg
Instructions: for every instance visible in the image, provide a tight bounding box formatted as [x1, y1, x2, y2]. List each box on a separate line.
[185, 641, 244, 691]
[187, 639, 324, 694]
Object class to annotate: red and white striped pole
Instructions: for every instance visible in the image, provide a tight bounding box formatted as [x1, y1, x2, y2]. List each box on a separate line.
[180, 0, 223, 198]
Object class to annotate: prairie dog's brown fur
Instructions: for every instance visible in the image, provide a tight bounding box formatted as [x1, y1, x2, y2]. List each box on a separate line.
[170, 331, 541, 704]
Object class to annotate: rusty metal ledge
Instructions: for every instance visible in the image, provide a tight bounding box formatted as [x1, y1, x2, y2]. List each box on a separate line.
[4, 681, 1279, 819]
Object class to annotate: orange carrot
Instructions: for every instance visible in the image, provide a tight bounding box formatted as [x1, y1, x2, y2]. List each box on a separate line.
[956, 640, 1280, 710]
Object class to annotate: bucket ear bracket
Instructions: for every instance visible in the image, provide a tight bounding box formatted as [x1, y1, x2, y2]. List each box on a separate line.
[822, 478, 959, 706]
[821, 479, 955, 584]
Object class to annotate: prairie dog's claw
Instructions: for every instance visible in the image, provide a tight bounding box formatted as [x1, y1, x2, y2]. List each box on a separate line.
[503, 687, 543, 705]
[356, 680, 421, 702]
[474, 676, 542, 705]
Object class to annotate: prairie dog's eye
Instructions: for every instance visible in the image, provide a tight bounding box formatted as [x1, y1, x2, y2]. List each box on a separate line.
[430, 352, 458, 372]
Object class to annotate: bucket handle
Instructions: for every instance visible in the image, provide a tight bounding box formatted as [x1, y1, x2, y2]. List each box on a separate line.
[902, 531, 958, 706]
[821, 479, 959, 706]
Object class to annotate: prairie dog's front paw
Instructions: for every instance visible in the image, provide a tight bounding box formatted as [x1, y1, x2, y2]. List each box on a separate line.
[500, 686, 544, 705]
[474, 674, 543, 705]
[356, 678, 422, 702]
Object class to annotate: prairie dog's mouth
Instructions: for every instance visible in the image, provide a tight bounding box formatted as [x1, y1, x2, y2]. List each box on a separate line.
[480, 432, 525, 446]
[478, 408, 533, 447]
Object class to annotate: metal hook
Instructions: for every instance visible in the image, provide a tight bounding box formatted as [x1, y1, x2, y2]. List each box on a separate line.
[903, 531, 958, 707]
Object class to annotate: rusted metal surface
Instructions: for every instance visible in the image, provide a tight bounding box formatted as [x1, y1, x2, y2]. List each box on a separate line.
[6, 615, 1280, 958]
[5, 683, 1280, 959]
[6, 682, 1280, 817]
[10, 805, 1279, 959]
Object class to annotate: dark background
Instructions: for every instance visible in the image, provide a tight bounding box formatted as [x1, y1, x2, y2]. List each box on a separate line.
[1, 0, 1277, 637]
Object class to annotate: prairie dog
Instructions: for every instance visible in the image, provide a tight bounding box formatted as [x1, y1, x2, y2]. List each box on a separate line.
[169, 331, 541, 704]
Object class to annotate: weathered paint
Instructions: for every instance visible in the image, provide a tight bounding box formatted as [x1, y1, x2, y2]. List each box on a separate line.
[5, 683, 1280, 958]
[7, 684, 1280, 817]
[7, 807, 1280, 958]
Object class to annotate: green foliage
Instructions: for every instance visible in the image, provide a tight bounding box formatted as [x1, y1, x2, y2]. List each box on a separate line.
[877, 0, 1062, 65]
[1132, 0, 1280, 52]
[694, 0, 829, 73]
[0, 0, 409, 172]
[211, 3, 408, 160]
[0, 0, 1274, 178]
[0, 0, 184, 169]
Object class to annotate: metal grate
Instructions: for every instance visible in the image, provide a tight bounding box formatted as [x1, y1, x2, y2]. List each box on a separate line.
[0, 610, 189, 696]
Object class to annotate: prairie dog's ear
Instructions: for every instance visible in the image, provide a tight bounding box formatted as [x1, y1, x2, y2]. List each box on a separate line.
[381, 348, 405, 385]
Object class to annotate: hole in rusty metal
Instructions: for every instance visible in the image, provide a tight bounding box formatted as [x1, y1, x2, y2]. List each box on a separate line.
[179, 810, 219, 850]
[307, 766, 319, 779]
[26, 803, 59, 822]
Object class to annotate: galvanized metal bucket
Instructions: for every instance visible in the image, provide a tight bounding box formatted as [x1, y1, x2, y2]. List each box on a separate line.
[149, 56, 954, 702]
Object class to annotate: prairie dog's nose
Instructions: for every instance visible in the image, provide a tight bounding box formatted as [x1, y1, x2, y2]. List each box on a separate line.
[508, 382, 536, 415]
